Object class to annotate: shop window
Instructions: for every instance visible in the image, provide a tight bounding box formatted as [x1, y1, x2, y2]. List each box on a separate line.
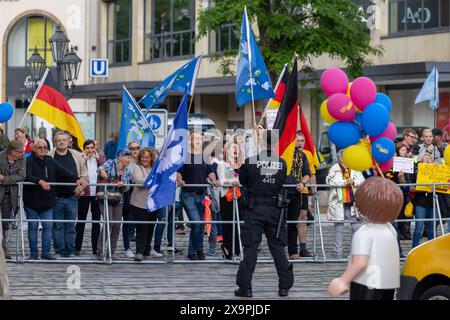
[144, 0, 195, 61]
[389, 0, 450, 34]
[7, 15, 56, 67]
[107, 0, 132, 65]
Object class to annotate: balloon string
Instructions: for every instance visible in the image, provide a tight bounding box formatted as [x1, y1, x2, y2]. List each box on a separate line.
[374, 161, 385, 178]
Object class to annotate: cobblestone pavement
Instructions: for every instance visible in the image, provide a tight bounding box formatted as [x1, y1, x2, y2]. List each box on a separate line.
[7, 262, 348, 300]
[3, 212, 424, 300]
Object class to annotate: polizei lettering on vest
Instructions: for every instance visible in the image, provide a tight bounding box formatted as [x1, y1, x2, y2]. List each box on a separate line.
[256, 160, 282, 169]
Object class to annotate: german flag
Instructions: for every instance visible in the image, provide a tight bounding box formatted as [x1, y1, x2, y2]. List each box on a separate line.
[266, 65, 290, 111]
[28, 69, 85, 150]
[300, 109, 320, 168]
[273, 59, 298, 175]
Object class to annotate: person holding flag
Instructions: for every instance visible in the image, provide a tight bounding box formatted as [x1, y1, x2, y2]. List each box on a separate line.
[19, 69, 85, 151]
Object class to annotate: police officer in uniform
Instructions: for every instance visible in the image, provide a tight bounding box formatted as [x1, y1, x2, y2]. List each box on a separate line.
[235, 130, 294, 298]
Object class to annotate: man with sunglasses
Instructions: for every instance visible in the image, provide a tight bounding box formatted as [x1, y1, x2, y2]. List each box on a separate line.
[23, 139, 84, 260]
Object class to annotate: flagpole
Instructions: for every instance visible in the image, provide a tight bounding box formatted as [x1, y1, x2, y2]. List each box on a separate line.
[244, 6, 257, 127]
[258, 64, 288, 128]
[187, 55, 202, 115]
[122, 85, 157, 138]
[18, 68, 50, 128]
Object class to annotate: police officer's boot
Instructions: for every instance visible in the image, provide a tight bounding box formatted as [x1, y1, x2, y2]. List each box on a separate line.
[278, 288, 289, 297]
[234, 287, 253, 298]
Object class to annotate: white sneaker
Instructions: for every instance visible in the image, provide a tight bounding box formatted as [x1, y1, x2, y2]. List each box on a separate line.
[150, 249, 163, 258]
[124, 249, 135, 258]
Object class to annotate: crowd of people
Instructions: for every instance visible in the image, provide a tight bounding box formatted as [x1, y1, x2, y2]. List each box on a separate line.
[326, 127, 450, 259]
[0, 125, 449, 262]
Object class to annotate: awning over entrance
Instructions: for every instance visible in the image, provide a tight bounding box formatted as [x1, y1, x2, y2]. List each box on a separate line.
[70, 61, 450, 99]
[71, 76, 236, 99]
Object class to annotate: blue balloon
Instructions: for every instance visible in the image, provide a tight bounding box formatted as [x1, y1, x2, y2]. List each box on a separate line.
[374, 93, 392, 113]
[328, 121, 361, 149]
[0, 103, 13, 123]
[361, 103, 390, 137]
[371, 137, 395, 163]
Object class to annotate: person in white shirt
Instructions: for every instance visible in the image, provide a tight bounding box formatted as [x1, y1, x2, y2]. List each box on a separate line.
[75, 140, 104, 256]
[217, 141, 243, 259]
[328, 176, 403, 300]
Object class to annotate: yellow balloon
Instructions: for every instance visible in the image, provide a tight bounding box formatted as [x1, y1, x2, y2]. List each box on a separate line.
[343, 144, 373, 171]
[404, 201, 414, 218]
[320, 100, 337, 124]
[444, 145, 450, 166]
[358, 138, 371, 152]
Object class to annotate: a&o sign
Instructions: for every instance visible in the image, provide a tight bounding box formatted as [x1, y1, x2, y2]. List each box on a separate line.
[90, 59, 108, 78]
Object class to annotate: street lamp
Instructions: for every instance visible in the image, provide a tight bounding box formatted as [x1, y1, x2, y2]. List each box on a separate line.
[26, 25, 82, 92]
[26, 47, 46, 84]
[48, 24, 69, 63]
[62, 46, 82, 89]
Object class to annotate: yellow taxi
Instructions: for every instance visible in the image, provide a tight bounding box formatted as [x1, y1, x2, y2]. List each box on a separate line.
[398, 234, 450, 300]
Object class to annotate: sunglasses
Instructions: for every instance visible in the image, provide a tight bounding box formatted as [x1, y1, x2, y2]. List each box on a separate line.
[130, 147, 140, 151]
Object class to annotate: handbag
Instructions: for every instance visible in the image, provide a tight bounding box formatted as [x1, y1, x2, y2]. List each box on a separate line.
[96, 163, 122, 205]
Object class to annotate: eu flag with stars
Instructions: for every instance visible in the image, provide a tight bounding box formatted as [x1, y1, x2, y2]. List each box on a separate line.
[139, 56, 201, 109]
[117, 87, 155, 151]
[145, 88, 188, 212]
[235, 7, 274, 107]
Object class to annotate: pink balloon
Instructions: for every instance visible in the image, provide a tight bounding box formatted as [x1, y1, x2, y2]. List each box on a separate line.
[379, 158, 394, 173]
[320, 68, 349, 97]
[350, 77, 377, 111]
[369, 122, 397, 142]
[327, 93, 355, 122]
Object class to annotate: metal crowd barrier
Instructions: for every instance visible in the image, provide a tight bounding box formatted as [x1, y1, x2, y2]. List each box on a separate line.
[2, 181, 448, 265]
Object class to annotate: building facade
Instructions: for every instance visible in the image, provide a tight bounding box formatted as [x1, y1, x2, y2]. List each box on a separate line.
[2, 0, 449, 147]
[0, 0, 94, 141]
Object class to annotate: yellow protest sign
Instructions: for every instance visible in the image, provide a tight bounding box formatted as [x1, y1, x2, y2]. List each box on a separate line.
[416, 163, 450, 194]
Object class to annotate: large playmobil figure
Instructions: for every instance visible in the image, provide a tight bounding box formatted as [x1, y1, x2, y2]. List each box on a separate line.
[328, 176, 403, 300]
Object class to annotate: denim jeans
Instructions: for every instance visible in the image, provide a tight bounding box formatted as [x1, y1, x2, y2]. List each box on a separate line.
[181, 191, 205, 256]
[412, 206, 435, 248]
[53, 197, 78, 255]
[333, 205, 361, 257]
[122, 207, 134, 251]
[154, 207, 174, 249]
[25, 207, 53, 256]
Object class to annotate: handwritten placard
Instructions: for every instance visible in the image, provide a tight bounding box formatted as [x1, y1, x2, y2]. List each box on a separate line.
[266, 109, 279, 130]
[416, 163, 450, 194]
[393, 157, 414, 174]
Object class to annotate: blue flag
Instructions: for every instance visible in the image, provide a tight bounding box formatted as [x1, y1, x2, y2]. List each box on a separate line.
[145, 88, 188, 212]
[117, 87, 155, 151]
[139, 56, 202, 109]
[235, 7, 274, 107]
[415, 66, 439, 110]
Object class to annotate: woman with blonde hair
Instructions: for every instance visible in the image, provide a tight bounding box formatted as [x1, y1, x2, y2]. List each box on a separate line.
[217, 141, 242, 259]
[129, 147, 158, 261]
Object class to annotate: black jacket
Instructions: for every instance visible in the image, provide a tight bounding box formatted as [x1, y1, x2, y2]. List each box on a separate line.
[23, 153, 78, 212]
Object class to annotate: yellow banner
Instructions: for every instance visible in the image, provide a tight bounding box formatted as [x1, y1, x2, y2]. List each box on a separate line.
[416, 163, 450, 194]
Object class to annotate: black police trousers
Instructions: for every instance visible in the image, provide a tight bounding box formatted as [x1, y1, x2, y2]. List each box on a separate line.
[236, 205, 294, 291]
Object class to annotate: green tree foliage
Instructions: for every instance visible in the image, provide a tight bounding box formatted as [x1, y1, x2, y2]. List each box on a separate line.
[197, 0, 383, 82]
